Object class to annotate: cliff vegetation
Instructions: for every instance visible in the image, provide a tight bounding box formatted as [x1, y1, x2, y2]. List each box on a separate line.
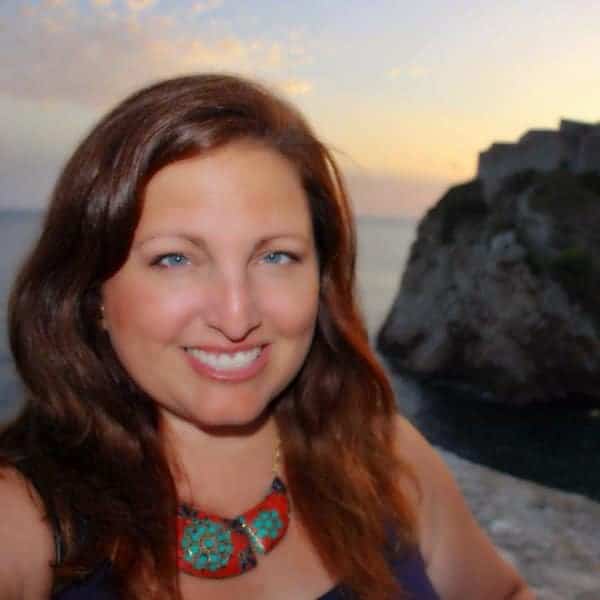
[377, 169, 600, 404]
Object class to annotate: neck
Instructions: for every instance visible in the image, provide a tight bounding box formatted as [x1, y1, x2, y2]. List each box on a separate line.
[160, 411, 282, 515]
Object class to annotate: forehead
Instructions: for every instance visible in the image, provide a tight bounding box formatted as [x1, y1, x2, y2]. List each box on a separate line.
[136, 140, 312, 240]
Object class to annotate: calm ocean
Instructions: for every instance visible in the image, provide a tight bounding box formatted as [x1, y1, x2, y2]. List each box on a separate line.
[0, 211, 416, 420]
[1, 211, 598, 501]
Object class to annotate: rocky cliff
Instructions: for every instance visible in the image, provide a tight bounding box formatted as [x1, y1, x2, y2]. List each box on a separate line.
[377, 169, 600, 404]
[478, 118, 600, 199]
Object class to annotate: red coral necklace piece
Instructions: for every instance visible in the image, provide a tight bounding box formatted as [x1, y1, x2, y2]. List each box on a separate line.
[176, 442, 290, 579]
[176, 476, 290, 578]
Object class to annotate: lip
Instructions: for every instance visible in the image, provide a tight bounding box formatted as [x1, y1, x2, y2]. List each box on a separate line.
[183, 344, 270, 382]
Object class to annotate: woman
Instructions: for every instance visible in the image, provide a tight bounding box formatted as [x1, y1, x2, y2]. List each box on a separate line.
[0, 74, 534, 599]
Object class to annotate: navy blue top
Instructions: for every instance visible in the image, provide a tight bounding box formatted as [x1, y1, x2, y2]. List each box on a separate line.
[53, 551, 440, 599]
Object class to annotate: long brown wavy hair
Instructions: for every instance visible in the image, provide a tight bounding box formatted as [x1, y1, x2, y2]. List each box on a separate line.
[1, 74, 417, 599]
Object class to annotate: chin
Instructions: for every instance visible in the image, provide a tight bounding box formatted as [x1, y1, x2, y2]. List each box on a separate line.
[184, 393, 275, 431]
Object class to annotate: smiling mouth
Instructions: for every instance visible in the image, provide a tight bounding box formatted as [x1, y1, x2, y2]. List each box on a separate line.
[184, 346, 263, 371]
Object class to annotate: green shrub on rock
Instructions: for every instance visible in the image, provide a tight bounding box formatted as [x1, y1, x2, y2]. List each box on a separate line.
[549, 247, 599, 316]
[429, 180, 488, 244]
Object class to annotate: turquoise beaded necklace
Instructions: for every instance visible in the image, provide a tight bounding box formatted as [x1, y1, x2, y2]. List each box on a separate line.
[176, 441, 290, 578]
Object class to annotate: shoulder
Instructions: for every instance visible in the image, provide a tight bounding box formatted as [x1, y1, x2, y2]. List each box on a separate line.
[0, 467, 55, 599]
[392, 415, 533, 600]
[391, 414, 450, 560]
[392, 415, 470, 559]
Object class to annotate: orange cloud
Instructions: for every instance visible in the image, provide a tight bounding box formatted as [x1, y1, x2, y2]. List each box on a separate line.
[279, 79, 313, 97]
[193, 0, 224, 14]
[127, 0, 155, 12]
[386, 64, 429, 81]
[0, 9, 309, 109]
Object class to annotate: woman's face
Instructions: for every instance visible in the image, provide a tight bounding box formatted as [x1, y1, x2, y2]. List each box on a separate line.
[101, 139, 320, 431]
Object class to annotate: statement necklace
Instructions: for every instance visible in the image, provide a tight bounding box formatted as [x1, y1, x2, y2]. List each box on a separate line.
[176, 443, 290, 579]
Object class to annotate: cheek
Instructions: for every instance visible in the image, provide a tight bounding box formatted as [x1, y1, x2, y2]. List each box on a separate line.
[102, 278, 199, 344]
[259, 275, 320, 337]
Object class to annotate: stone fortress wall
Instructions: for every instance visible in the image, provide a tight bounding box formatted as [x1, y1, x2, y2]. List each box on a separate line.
[477, 119, 600, 199]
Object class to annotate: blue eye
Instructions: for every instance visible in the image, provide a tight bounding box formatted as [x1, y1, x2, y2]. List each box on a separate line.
[262, 251, 295, 265]
[154, 253, 190, 268]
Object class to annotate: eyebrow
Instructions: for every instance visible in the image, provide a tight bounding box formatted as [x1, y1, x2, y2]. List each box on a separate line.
[134, 232, 311, 249]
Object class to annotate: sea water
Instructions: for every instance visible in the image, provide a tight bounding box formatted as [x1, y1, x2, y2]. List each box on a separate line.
[0, 211, 41, 420]
[1, 211, 598, 501]
[0, 212, 416, 417]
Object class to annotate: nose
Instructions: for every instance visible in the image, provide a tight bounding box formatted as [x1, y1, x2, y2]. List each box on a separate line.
[204, 272, 262, 341]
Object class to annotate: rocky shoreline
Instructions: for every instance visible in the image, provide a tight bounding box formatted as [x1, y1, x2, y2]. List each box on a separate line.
[369, 163, 600, 596]
[439, 448, 600, 599]
[377, 170, 600, 405]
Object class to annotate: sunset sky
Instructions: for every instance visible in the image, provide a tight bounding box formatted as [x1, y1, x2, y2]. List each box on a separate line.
[1, 0, 599, 216]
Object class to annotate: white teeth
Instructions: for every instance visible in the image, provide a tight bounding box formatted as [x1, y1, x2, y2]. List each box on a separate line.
[186, 347, 262, 371]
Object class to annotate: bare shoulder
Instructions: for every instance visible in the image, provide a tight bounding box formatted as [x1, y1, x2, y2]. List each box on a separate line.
[392, 415, 535, 600]
[0, 467, 55, 599]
